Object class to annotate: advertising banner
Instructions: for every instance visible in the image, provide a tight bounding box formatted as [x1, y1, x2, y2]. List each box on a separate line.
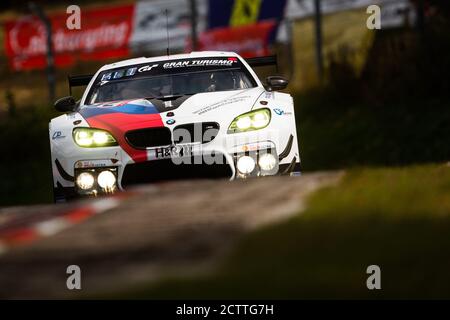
[198, 20, 276, 58]
[208, 0, 287, 29]
[4, 4, 134, 71]
[284, 0, 413, 27]
[201, 0, 287, 57]
[131, 0, 208, 52]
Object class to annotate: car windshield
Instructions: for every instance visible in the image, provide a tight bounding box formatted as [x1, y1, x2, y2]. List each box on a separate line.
[85, 57, 257, 105]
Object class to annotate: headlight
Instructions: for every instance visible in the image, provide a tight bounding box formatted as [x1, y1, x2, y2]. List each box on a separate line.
[73, 128, 117, 147]
[258, 153, 277, 171]
[76, 172, 95, 190]
[237, 155, 256, 174]
[228, 109, 271, 133]
[97, 170, 117, 190]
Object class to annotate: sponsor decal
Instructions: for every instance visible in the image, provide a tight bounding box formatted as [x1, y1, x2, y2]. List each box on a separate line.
[101, 67, 137, 81]
[193, 96, 251, 115]
[75, 159, 119, 168]
[163, 58, 237, 69]
[273, 108, 292, 116]
[264, 91, 274, 99]
[126, 67, 138, 76]
[52, 131, 66, 140]
[138, 64, 159, 72]
[94, 57, 241, 86]
[231, 141, 274, 153]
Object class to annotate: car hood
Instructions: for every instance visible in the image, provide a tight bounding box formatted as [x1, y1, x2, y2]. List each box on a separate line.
[168, 87, 265, 121]
[79, 87, 265, 131]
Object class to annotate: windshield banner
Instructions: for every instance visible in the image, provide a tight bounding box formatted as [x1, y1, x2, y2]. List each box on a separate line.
[95, 57, 242, 84]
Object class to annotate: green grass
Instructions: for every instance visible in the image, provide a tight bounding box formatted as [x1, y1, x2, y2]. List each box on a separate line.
[118, 164, 450, 299]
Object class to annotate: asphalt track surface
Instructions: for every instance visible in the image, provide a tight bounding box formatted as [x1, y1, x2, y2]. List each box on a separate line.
[0, 173, 342, 299]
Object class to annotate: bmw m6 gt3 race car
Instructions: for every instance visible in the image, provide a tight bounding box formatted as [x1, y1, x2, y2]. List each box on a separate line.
[49, 51, 301, 201]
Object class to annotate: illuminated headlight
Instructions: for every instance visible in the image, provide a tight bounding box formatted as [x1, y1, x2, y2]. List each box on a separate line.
[258, 153, 277, 171]
[228, 109, 271, 133]
[97, 170, 117, 190]
[237, 156, 256, 174]
[76, 172, 95, 190]
[73, 128, 117, 147]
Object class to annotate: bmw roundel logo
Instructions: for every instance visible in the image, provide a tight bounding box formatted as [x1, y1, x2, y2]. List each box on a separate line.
[166, 119, 175, 125]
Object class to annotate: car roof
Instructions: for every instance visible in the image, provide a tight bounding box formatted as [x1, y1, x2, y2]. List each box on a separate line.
[99, 51, 241, 71]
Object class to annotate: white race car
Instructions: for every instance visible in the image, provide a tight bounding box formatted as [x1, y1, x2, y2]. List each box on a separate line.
[50, 51, 301, 201]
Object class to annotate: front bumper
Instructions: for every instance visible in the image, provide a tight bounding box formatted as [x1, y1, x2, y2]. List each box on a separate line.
[72, 143, 280, 194]
[54, 126, 299, 199]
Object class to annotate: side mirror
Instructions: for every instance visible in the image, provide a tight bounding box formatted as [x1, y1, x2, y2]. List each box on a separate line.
[54, 96, 77, 112]
[266, 76, 288, 91]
